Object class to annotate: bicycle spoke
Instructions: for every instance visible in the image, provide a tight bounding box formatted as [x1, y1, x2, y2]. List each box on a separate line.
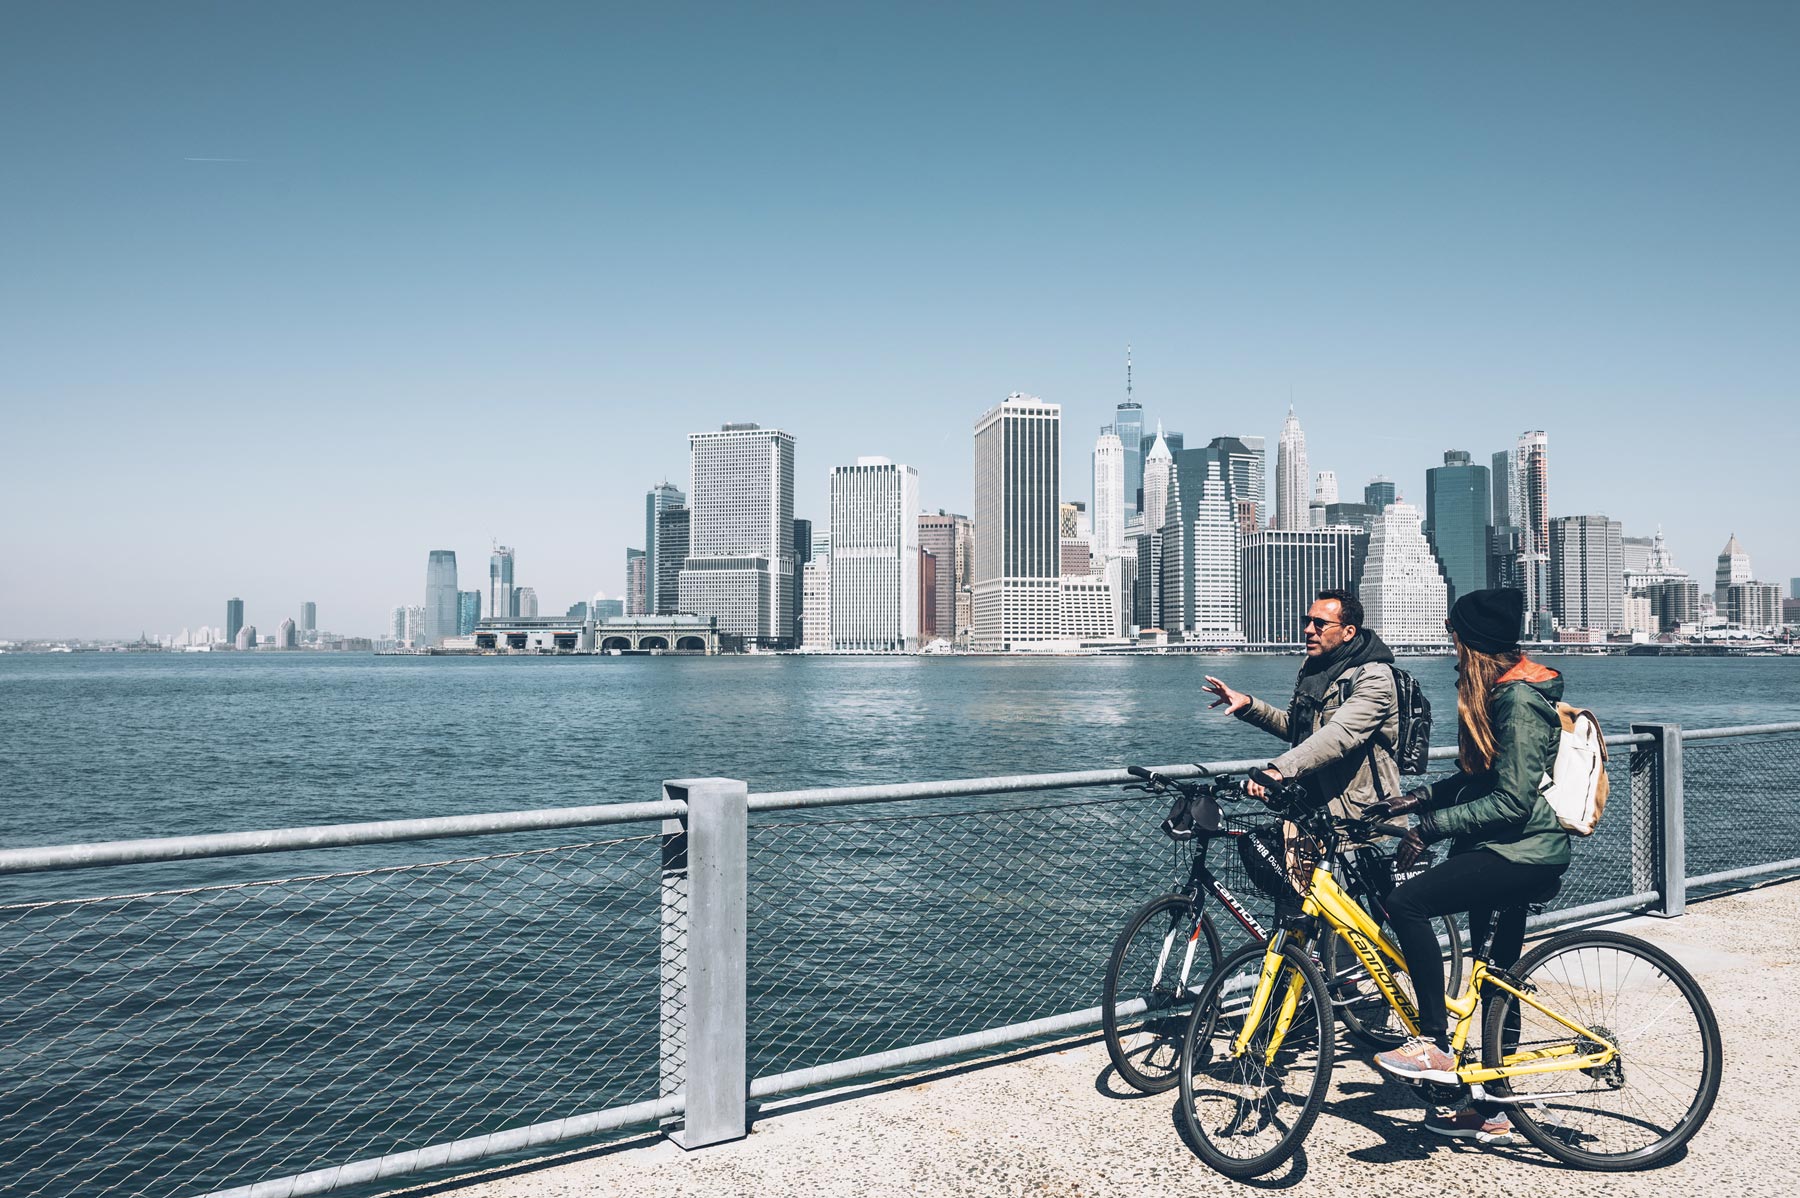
[1486, 933, 1719, 1168]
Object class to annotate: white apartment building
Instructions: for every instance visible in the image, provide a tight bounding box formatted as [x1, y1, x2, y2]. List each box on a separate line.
[802, 533, 831, 650]
[1361, 501, 1450, 644]
[829, 458, 919, 651]
[972, 395, 1061, 651]
[678, 423, 797, 648]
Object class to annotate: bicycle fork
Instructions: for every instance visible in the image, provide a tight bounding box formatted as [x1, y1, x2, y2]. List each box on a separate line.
[1153, 909, 1208, 999]
[1231, 931, 1310, 1066]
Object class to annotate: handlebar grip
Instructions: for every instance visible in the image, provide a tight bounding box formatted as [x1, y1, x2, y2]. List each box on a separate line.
[1247, 768, 1283, 791]
[1370, 821, 1414, 841]
[1127, 765, 1153, 780]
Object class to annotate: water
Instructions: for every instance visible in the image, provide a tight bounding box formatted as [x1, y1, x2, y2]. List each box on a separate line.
[5, 651, 1796, 854]
[1, 652, 1796, 1198]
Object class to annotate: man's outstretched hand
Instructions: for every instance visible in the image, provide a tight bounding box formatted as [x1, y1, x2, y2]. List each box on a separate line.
[1202, 675, 1250, 716]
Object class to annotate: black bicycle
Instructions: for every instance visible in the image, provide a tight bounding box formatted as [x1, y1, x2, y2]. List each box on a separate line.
[1101, 766, 1464, 1093]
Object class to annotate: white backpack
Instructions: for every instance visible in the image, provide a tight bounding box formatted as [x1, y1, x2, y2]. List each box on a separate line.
[1540, 704, 1609, 836]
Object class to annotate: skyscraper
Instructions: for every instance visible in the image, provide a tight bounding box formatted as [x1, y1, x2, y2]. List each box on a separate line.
[829, 458, 919, 651]
[918, 511, 972, 644]
[1142, 427, 1174, 532]
[1240, 528, 1368, 644]
[1550, 515, 1624, 633]
[1423, 450, 1491, 607]
[1159, 447, 1241, 642]
[645, 482, 687, 610]
[1314, 470, 1339, 505]
[679, 423, 798, 648]
[514, 587, 539, 618]
[1364, 477, 1396, 512]
[1361, 502, 1449, 644]
[225, 597, 244, 647]
[1621, 535, 1655, 579]
[1208, 436, 1265, 532]
[655, 507, 691, 614]
[625, 548, 646, 615]
[1513, 431, 1552, 635]
[489, 546, 515, 622]
[1275, 407, 1310, 530]
[1115, 347, 1144, 520]
[972, 394, 1061, 650]
[793, 517, 813, 645]
[802, 532, 831, 650]
[278, 618, 298, 650]
[1092, 429, 1125, 558]
[457, 590, 481, 636]
[919, 548, 937, 643]
[424, 549, 458, 647]
[299, 601, 316, 635]
[1715, 534, 1752, 595]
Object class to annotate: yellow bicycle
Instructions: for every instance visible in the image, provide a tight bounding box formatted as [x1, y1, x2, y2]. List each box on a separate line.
[1176, 779, 1722, 1178]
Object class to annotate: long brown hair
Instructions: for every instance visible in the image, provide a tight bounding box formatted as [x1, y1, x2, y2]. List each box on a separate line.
[1455, 635, 1523, 773]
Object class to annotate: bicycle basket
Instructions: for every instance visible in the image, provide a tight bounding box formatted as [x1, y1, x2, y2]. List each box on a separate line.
[1235, 822, 1295, 902]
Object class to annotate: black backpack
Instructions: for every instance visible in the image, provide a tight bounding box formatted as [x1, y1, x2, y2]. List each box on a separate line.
[1386, 664, 1433, 775]
[1339, 663, 1433, 777]
[1332, 661, 1440, 773]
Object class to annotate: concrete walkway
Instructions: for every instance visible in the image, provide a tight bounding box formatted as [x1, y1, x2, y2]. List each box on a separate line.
[406, 882, 1794, 1198]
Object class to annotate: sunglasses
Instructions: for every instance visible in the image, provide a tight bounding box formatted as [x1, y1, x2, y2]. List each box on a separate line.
[1301, 617, 1344, 631]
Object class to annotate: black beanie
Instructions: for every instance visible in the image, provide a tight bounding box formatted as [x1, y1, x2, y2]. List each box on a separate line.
[1449, 587, 1525, 654]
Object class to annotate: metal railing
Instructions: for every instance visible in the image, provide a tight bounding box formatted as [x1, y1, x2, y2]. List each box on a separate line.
[1, 721, 1797, 1198]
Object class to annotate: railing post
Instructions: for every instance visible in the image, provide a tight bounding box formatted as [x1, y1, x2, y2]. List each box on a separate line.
[1632, 724, 1685, 917]
[659, 777, 749, 1149]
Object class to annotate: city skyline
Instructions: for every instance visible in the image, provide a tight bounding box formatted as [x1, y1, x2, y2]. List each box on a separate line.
[5, 5, 1798, 638]
[9, 392, 1793, 642]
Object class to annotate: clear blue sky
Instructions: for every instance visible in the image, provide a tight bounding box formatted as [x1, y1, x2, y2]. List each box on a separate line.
[3, 2, 1795, 638]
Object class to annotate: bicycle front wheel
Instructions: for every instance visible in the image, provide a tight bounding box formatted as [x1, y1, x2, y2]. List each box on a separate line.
[1178, 940, 1335, 1179]
[1102, 894, 1222, 1093]
[1481, 929, 1722, 1170]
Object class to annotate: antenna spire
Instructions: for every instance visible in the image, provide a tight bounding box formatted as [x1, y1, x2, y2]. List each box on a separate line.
[1126, 344, 1133, 402]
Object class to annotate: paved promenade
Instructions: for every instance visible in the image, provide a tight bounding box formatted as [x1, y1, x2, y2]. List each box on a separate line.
[411, 882, 1794, 1198]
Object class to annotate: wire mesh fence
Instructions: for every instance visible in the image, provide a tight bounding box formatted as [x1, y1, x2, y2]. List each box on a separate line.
[743, 746, 1657, 1086]
[745, 791, 1175, 1081]
[1683, 730, 1800, 882]
[0, 835, 667, 1198]
[3, 724, 1793, 1198]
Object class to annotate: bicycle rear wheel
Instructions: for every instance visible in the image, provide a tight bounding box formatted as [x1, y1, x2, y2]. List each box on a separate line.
[1102, 894, 1222, 1093]
[1481, 929, 1721, 1170]
[1323, 912, 1463, 1050]
[1178, 940, 1334, 1179]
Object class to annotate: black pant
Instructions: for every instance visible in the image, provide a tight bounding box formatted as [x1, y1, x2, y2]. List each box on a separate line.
[1387, 848, 1566, 1043]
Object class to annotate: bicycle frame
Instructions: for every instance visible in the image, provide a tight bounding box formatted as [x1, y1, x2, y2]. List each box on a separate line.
[1229, 860, 1621, 1085]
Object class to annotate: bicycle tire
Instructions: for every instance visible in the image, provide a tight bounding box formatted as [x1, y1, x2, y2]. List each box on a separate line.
[1324, 912, 1464, 1051]
[1178, 940, 1335, 1179]
[1102, 894, 1223, 1093]
[1481, 928, 1721, 1171]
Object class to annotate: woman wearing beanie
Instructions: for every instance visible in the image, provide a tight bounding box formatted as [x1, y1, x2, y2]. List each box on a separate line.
[1366, 587, 1571, 1145]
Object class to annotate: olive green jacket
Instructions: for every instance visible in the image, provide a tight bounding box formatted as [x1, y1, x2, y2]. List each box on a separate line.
[1423, 660, 1572, 868]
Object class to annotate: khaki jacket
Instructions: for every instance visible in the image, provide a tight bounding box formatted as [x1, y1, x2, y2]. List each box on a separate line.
[1237, 662, 1402, 821]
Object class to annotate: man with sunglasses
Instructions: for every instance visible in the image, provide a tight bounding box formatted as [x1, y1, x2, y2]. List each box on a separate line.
[1201, 589, 1402, 826]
